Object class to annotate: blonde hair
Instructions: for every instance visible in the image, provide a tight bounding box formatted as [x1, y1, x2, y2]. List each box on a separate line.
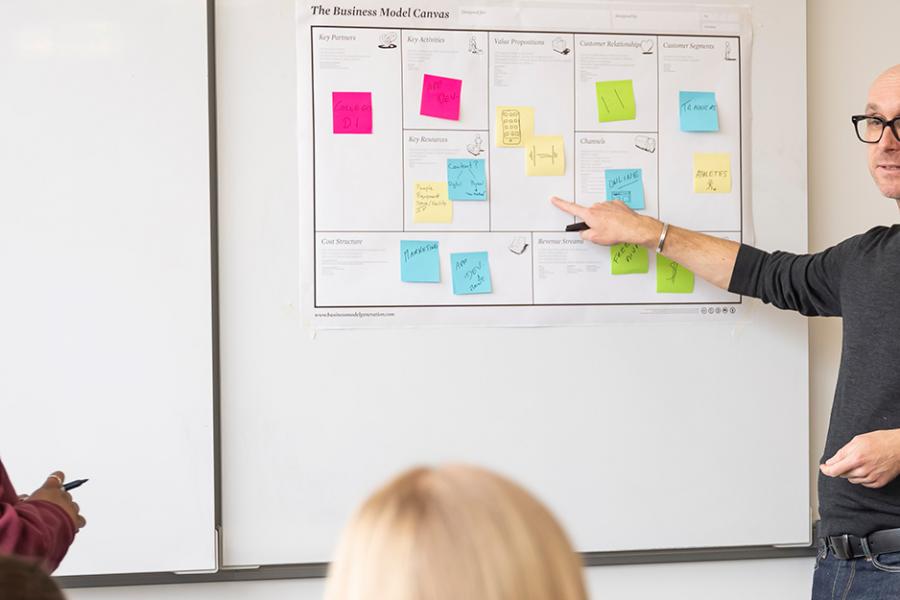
[324, 464, 588, 600]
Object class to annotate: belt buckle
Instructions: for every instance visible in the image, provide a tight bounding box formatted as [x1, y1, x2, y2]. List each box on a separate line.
[831, 534, 852, 560]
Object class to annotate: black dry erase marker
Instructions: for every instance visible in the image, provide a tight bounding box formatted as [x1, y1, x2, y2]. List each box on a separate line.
[63, 479, 88, 492]
[565, 222, 590, 232]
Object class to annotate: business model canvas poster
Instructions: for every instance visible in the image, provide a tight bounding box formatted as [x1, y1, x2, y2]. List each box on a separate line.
[297, 1, 753, 327]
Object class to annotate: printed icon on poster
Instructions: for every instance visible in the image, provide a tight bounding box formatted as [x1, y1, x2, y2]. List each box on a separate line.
[508, 237, 529, 255]
[552, 37, 571, 55]
[466, 134, 485, 156]
[378, 32, 397, 49]
[634, 135, 656, 153]
[725, 41, 736, 61]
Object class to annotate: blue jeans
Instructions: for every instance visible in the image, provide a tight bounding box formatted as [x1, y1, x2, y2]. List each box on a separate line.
[812, 540, 900, 599]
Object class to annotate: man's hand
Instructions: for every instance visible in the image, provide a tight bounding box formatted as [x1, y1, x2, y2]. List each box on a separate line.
[550, 197, 661, 247]
[820, 430, 900, 488]
[25, 471, 87, 530]
[550, 195, 740, 290]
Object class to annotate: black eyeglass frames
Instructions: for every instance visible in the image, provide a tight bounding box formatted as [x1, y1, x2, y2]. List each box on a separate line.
[852, 115, 900, 144]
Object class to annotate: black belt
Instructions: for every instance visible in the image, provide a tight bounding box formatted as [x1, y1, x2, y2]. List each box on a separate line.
[824, 528, 900, 560]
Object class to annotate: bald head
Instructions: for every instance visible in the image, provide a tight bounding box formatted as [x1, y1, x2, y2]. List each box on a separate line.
[867, 65, 900, 110]
[865, 64, 900, 200]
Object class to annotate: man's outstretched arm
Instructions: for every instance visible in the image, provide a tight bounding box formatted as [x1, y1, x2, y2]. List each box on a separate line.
[551, 197, 739, 289]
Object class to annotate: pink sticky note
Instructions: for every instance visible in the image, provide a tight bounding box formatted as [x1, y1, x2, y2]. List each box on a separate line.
[332, 91, 373, 134]
[420, 74, 462, 121]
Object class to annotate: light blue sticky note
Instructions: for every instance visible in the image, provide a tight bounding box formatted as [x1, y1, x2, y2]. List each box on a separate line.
[400, 240, 440, 283]
[679, 91, 719, 132]
[605, 168, 645, 210]
[451, 251, 492, 295]
[447, 158, 487, 200]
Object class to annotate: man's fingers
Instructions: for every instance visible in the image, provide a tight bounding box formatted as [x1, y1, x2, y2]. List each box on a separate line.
[840, 466, 872, 479]
[819, 461, 845, 477]
[848, 476, 874, 484]
[45, 471, 65, 488]
[551, 196, 589, 219]
[820, 456, 859, 477]
[825, 446, 848, 466]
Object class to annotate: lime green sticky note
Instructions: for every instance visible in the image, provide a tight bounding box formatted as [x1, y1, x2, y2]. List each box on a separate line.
[596, 80, 636, 122]
[656, 255, 694, 293]
[611, 243, 648, 275]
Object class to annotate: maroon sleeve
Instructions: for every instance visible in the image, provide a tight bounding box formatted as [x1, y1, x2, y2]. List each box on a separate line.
[0, 460, 76, 573]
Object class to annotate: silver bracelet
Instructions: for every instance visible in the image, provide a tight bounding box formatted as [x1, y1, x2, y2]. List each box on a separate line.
[656, 222, 670, 254]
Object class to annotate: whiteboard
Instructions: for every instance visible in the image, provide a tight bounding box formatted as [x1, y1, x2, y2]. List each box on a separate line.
[218, 0, 809, 566]
[0, 0, 215, 576]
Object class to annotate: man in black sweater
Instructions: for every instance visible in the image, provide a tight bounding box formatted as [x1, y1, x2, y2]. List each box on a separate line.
[552, 64, 900, 597]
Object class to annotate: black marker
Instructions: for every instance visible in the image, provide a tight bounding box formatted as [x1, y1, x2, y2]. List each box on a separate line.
[565, 222, 590, 232]
[63, 479, 88, 492]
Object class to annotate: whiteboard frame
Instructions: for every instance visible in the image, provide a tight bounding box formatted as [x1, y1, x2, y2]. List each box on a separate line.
[53, 0, 814, 588]
[219, 0, 810, 569]
[0, 0, 218, 578]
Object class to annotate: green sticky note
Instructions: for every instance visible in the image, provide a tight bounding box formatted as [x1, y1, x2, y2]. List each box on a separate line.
[596, 80, 636, 122]
[656, 255, 694, 293]
[611, 244, 648, 275]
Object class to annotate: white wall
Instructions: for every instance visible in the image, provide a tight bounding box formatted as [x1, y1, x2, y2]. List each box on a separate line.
[62, 0, 900, 598]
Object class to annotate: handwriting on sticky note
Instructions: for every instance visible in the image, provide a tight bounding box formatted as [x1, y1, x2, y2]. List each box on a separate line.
[447, 159, 486, 201]
[611, 243, 649, 275]
[451, 251, 492, 295]
[413, 182, 452, 223]
[420, 74, 462, 120]
[596, 80, 636, 122]
[332, 91, 373, 134]
[526, 136, 565, 176]
[495, 106, 534, 147]
[680, 91, 719, 132]
[605, 168, 645, 210]
[657, 255, 694, 293]
[693, 153, 732, 193]
[400, 240, 440, 283]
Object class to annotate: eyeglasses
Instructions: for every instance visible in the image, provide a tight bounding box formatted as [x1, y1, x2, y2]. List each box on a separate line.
[852, 115, 900, 144]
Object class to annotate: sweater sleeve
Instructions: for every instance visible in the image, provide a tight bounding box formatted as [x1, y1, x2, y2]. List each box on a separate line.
[0, 461, 76, 573]
[727, 238, 861, 317]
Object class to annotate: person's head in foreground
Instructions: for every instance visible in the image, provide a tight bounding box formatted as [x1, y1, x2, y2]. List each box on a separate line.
[324, 464, 587, 600]
[0, 555, 65, 600]
[857, 64, 900, 201]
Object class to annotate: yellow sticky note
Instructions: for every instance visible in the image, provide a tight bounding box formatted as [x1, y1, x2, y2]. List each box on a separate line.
[413, 182, 452, 223]
[495, 106, 534, 147]
[525, 136, 565, 176]
[693, 153, 732, 193]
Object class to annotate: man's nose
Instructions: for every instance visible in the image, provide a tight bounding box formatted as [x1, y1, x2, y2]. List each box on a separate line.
[879, 124, 900, 150]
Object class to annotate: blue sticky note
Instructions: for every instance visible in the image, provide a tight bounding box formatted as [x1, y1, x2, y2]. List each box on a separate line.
[451, 251, 492, 295]
[679, 91, 719, 132]
[400, 240, 440, 283]
[447, 158, 486, 200]
[605, 168, 645, 210]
